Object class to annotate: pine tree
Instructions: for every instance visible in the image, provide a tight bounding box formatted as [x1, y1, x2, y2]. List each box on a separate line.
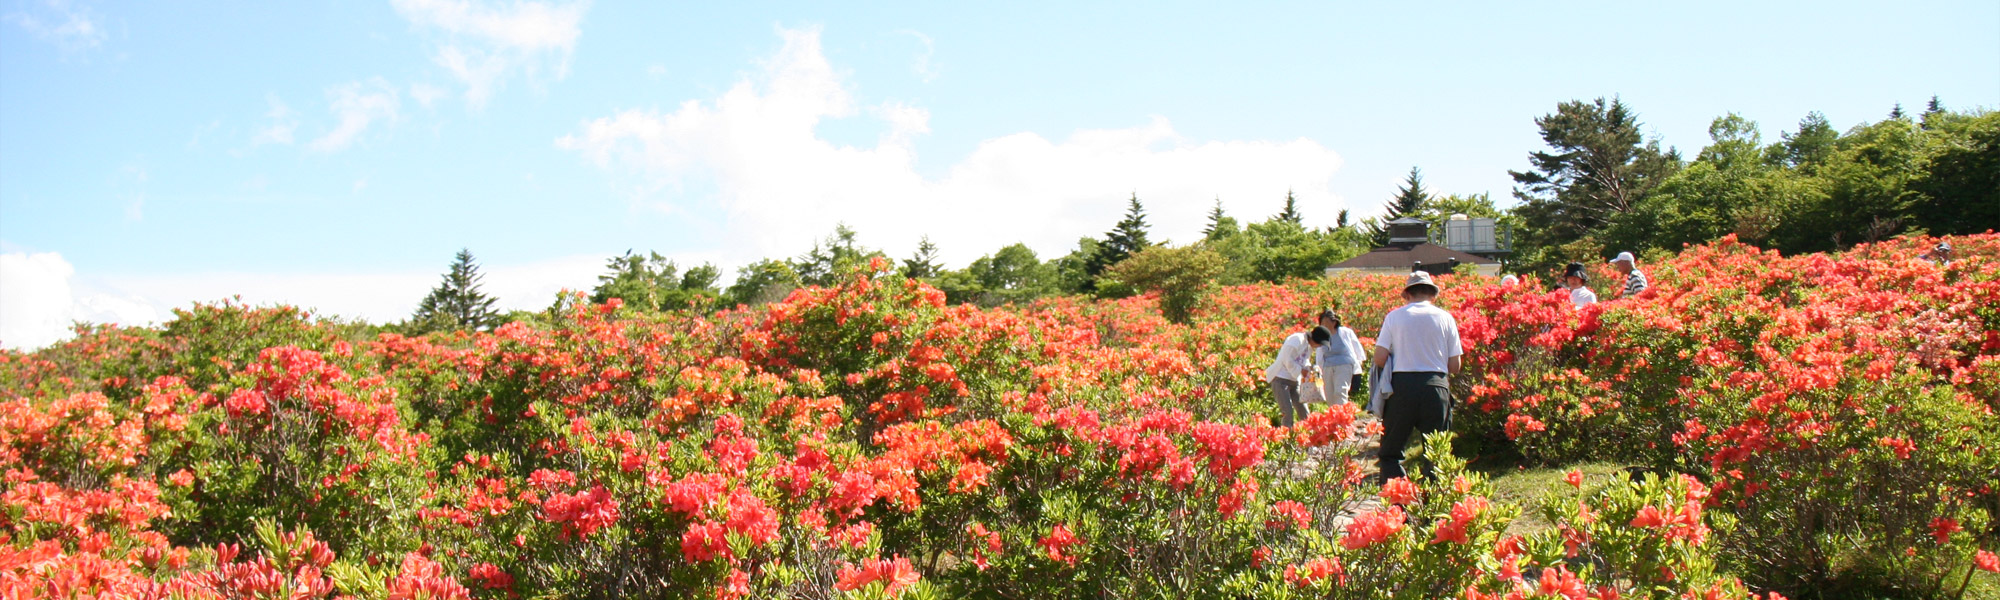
[1084, 193, 1152, 288]
[1277, 189, 1303, 224]
[1369, 167, 1431, 244]
[903, 236, 942, 279]
[1926, 96, 1944, 115]
[411, 248, 500, 333]
[1781, 112, 1838, 169]
[1336, 209, 1351, 229]
[1203, 198, 1226, 237]
[1889, 103, 1906, 120]
[1508, 97, 1681, 273]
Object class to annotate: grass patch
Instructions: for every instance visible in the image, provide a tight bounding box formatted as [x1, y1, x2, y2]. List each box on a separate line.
[1483, 462, 1632, 537]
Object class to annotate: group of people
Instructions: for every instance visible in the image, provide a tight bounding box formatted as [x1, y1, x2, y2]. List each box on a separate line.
[1558, 251, 1648, 308]
[1266, 251, 1652, 485]
[1265, 270, 1463, 484]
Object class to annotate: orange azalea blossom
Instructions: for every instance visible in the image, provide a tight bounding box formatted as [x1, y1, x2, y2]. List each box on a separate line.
[836, 555, 921, 596]
[1341, 506, 1406, 550]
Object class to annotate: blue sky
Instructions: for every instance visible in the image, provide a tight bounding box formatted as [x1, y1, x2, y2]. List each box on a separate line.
[2, 0, 1997, 348]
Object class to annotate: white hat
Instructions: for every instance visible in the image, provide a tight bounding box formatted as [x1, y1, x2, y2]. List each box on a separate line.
[1404, 271, 1439, 294]
[1609, 251, 1637, 264]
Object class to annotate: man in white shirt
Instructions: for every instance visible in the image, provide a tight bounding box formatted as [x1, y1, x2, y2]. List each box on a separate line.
[1266, 326, 1332, 427]
[1369, 271, 1464, 484]
[1562, 262, 1596, 308]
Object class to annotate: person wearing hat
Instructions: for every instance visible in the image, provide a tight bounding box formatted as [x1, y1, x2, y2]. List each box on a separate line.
[1369, 271, 1464, 484]
[1924, 241, 1954, 266]
[1609, 251, 1648, 299]
[1562, 262, 1596, 308]
[1266, 325, 1334, 428]
[1316, 309, 1367, 405]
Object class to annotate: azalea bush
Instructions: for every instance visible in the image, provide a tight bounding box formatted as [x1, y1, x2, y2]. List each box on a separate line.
[4, 240, 1999, 598]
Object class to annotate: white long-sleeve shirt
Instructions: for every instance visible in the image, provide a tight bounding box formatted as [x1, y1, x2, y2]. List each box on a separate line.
[1265, 332, 1314, 382]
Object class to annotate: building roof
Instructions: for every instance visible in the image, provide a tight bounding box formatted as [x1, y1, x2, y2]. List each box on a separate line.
[1327, 242, 1500, 270]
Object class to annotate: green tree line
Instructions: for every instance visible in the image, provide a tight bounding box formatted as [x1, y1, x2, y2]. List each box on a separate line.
[397, 96, 1998, 333]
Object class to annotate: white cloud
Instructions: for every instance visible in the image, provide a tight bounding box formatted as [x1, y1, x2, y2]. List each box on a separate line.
[309, 78, 401, 152]
[898, 30, 939, 83]
[1, 252, 160, 350]
[250, 94, 299, 147]
[0, 251, 667, 349]
[557, 26, 1348, 269]
[101, 253, 626, 326]
[410, 82, 448, 108]
[7, 0, 106, 53]
[390, 0, 589, 108]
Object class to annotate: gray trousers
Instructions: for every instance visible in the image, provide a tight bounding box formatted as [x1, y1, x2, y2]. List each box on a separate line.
[1270, 378, 1309, 427]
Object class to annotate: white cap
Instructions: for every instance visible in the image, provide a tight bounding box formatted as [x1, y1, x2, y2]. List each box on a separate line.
[1609, 251, 1636, 264]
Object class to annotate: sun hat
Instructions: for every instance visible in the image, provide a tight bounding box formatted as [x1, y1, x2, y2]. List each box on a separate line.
[1608, 251, 1637, 265]
[1404, 271, 1439, 295]
[1563, 262, 1590, 283]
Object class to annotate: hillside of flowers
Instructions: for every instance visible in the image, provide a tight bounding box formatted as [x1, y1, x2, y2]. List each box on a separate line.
[5, 234, 1999, 599]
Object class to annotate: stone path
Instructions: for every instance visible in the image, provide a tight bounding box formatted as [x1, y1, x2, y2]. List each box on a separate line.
[1262, 408, 1388, 529]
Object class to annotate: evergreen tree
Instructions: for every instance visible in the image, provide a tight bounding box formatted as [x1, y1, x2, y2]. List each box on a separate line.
[1508, 97, 1682, 273]
[1203, 198, 1226, 237]
[1336, 209, 1350, 229]
[411, 248, 500, 333]
[902, 236, 943, 279]
[1781, 112, 1838, 170]
[1925, 96, 1944, 115]
[1083, 194, 1152, 289]
[1277, 189, 1303, 224]
[1368, 167, 1432, 244]
[793, 224, 883, 287]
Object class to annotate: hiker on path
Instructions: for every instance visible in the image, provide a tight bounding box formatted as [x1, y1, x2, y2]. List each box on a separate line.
[1562, 262, 1596, 308]
[1609, 252, 1648, 299]
[1370, 271, 1464, 484]
[1266, 326, 1332, 428]
[1316, 310, 1366, 406]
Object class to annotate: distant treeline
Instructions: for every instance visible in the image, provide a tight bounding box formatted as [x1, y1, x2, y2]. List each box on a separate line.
[398, 97, 1999, 334]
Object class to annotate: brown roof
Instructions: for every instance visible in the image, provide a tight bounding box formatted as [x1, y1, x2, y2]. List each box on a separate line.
[1327, 242, 1500, 269]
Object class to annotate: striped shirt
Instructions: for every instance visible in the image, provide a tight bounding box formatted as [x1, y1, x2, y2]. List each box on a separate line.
[1622, 269, 1649, 298]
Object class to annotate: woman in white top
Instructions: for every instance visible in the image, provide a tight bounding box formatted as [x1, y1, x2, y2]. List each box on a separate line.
[1562, 262, 1596, 308]
[1315, 310, 1366, 405]
[1266, 326, 1332, 427]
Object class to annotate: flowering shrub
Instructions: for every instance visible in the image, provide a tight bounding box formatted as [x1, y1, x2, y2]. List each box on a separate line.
[4, 236, 1996, 598]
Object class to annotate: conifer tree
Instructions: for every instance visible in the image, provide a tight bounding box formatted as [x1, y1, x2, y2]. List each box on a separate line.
[1203, 198, 1226, 237]
[411, 248, 500, 333]
[1369, 167, 1431, 244]
[903, 236, 942, 279]
[1277, 189, 1303, 224]
[1889, 103, 1905, 120]
[1084, 193, 1152, 288]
